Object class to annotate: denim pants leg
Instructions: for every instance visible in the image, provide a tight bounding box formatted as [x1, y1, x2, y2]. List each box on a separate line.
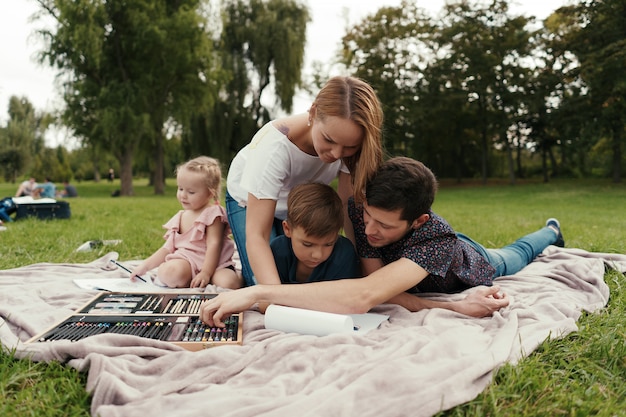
[457, 226, 557, 278]
[226, 192, 255, 286]
[226, 192, 285, 286]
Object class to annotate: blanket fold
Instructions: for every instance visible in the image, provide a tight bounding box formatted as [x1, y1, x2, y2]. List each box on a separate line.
[2, 247, 625, 417]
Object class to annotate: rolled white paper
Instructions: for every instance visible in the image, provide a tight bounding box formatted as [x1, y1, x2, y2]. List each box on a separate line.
[264, 304, 354, 336]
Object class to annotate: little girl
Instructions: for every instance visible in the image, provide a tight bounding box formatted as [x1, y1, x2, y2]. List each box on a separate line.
[131, 156, 242, 289]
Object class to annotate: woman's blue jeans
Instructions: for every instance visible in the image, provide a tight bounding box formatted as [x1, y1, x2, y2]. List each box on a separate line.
[226, 192, 284, 287]
[457, 226, 557, 277]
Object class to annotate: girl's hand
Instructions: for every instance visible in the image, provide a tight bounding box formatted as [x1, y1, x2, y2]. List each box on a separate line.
[130, 268, 147, 282]
[191, 271, 211, 288]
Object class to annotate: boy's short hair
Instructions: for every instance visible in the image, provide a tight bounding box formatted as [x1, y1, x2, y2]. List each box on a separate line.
[287, 183, 343, 237]
[365, 157, 438, 222]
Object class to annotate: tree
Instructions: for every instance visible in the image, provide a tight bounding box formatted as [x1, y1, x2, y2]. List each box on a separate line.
[340, 0, 533, 182]
[182, 0, 310, 164]
[564, 0, 626, 182]
[438, 0, 533, 183]
[341, 2, 438, 160]
[521, 9, 585, 182]
[35, 0, 220, 195]
[0, 96, 49, 182]
[31, 145, 71, 183]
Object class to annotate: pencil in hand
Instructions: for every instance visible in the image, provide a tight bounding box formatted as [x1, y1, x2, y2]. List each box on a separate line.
[110, 259, 147, 282]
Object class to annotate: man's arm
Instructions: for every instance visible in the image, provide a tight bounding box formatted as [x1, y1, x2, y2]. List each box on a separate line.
[362, 256, 508, 317]
[200, 257, 428, 326]
[386, 287, 509, 318]
[200, 256, 510, 326]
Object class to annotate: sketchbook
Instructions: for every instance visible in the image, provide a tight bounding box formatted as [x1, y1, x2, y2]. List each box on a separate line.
[264, 304, 389, 336]
[73, 277, 168, 292]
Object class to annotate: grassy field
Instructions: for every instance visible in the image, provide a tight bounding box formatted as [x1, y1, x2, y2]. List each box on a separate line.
[1, 178, 625, 416]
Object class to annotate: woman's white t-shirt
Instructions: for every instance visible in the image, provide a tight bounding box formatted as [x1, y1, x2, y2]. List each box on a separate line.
[227, 122, 348, 220]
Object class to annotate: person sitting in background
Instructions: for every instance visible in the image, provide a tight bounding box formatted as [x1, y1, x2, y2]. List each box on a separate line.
[58, 181, 78, 198]
[32, 177, 56, 198]
[271, 182, 361, 284]
[15, 177, 37, 197]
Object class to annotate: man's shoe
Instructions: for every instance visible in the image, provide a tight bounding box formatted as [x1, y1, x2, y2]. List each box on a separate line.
[546, 218, 565, 247]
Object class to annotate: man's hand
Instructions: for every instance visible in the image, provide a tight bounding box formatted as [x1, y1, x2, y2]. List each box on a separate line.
[199, 287, 258, 327]
[386, 285, 509, 318]
[455, 285, 509, 318]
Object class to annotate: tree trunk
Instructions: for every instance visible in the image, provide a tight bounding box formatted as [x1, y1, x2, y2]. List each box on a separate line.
[478, 97, 488, 185]
[119, 151, 134, 196]
[515, 140, 524, 178]
[153, 131, 165, 195]
[541, 142, 549, 183]
[454, 147, 463, 184]
[506, 137, 516, 185]
[611, 125, 622, 183]
[91, 148, 100, 182]
[548, 146, 558, 178]
[480, 124, 489, 185]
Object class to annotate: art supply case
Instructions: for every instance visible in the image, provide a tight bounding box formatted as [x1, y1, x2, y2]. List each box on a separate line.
[15, 200, 71, 220]
[27, 292, 243, 351]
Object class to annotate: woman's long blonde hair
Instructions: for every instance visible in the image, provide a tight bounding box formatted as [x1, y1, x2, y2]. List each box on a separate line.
[312, 76, 384, 202]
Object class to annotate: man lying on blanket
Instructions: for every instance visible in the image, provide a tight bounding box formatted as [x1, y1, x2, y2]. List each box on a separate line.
[200, 157, 564, 325]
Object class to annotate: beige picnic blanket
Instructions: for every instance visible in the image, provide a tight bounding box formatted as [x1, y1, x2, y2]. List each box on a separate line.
[1, 247, 625, 417]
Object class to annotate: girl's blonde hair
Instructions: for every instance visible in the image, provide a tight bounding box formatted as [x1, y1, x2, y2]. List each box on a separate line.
[176, 156, 223, 202]
[312, 76, 384, 202]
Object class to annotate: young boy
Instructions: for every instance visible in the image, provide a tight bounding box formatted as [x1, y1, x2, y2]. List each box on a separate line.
[271, 182, 361, 283]
[200, 157, 564, 325]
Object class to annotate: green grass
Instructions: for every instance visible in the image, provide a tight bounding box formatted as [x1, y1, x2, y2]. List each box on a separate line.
[1, 178, 625, 416]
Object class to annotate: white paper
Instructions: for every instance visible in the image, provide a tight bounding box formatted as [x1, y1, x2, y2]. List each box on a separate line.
[350, 313, 391, 334]
[264, 304, 388, 336]
[73, 278, 167, 292]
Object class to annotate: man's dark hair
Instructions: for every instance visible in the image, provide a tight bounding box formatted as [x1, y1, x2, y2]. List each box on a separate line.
[365, 157, 438, 222]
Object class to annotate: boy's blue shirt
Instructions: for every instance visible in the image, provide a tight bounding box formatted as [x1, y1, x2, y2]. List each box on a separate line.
[270, 235, 361, 283]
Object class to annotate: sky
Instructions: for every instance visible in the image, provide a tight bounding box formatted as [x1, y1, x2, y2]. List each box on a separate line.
[0, 0, 567, 147]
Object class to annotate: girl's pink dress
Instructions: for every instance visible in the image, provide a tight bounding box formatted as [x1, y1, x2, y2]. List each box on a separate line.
[162, 205, 236, 278]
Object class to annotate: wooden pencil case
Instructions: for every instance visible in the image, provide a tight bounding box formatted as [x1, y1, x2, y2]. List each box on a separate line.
[27, 292, 243, 351]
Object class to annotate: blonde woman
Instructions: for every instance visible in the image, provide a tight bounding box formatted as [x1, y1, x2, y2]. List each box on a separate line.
[226, 76, 384, 287]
